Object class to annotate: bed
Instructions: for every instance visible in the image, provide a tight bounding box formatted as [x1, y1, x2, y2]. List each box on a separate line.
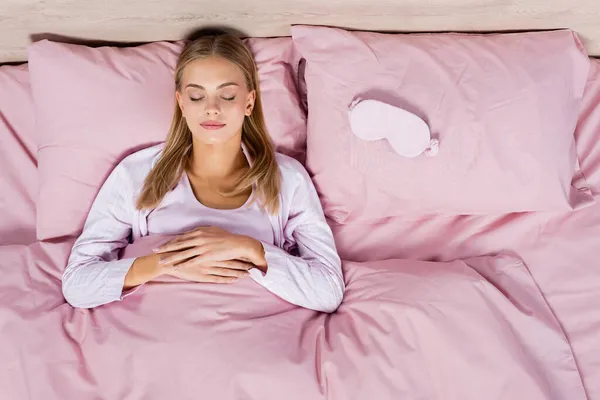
[1, 1, 600, 399]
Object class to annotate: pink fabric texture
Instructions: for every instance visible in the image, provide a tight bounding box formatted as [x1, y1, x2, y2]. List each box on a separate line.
[329, 57, 600, 399]
[246, 37, 306, 162]
[0, 240, 588, 399]
[574, 58, 600, 192]
[292, 25, 594, 223]
[27, 38, 306, 240]
[0, 64, 37, 245]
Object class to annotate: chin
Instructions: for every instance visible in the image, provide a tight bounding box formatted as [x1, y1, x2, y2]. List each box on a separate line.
[192, 132, 235, 146]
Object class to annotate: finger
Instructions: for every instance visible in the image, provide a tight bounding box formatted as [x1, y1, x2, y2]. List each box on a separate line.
[192, 226, 219, 233]
[159, 247, 205, 265]
[180, 228, 208, 239]
[153, 240, 184, 253]
[171, 250, 232, 269]
[206, 275, 239, 284]
[154, 238, 200, 253]
[152, 238, 175, 253]
[212, 260, 254, 271]
[167, 257, 201, 270]
[183, 251, 224, 265]
[206, 267, 250, 278]
[154, 229, 207, 252]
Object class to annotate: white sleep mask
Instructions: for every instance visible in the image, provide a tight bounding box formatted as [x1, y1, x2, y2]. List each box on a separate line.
[348, 98, 438, 158]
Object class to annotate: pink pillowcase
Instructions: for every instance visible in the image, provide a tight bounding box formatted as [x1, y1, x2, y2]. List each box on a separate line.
[246, 38, 306, 163]
[0, 64, 38, 245]
[575, 58, 600, 195]
[292, 25, 594, 223]
[28, 38, 306, 240]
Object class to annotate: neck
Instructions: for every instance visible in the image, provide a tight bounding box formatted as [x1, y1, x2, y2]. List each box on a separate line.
[187, 134, 247, 180]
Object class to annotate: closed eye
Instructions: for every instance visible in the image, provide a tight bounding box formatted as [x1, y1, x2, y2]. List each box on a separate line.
[189, 96, 235, 102]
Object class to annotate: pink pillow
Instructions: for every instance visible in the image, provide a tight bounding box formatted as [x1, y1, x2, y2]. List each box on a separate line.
[292, 25, 594, 223]
[28, 38, 306, 240]
[575, 58, 600, 195]
[0, 64, 38, 245]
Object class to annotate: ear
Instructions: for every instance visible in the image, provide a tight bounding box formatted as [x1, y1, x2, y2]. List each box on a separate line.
[175, 91, 185, 114]
[245, 90, 256, 116]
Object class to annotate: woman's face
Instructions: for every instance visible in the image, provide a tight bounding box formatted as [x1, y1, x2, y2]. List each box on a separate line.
[176, 55, 255, 145]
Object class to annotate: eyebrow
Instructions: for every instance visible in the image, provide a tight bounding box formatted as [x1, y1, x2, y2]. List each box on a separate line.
[185, 82, 239, 90]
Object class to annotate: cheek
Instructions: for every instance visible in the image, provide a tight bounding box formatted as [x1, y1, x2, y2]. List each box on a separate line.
[225, 100, 247, 115]
[221, 102, 247, 127]
[182, 100, 200, 116]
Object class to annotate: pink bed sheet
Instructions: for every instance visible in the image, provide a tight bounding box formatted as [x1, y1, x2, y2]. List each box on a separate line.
[330, 59, 600, 399]
[0, 64, 37, 245]
[0, 239, 587, 399]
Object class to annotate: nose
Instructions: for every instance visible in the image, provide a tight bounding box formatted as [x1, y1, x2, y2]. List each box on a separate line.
[205, 97, 220, 116]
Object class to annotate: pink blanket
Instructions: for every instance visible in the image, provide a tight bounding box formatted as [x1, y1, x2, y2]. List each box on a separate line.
[0, 64, 37, 245]
[0, 238, 587, 399]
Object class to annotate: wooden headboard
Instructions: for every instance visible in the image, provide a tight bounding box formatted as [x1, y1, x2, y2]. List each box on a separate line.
[2, 0, 599, 63]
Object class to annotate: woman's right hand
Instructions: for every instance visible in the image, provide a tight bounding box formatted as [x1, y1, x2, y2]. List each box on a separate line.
[124, 253, 254, 290]
[165, 260, 254, 284]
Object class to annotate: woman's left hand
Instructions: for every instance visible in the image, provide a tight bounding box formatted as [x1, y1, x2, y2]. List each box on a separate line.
[153, 226, 267, 270]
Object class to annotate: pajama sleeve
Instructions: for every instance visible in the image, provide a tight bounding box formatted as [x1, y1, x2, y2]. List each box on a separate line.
[249, 163, 345, 313]
[62, 163, 139, 309]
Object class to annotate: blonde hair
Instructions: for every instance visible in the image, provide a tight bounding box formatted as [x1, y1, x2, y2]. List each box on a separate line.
[136, 34, 280, 213]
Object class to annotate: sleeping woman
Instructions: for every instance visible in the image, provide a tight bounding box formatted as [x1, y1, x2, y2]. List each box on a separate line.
[61, 33, 345, 313]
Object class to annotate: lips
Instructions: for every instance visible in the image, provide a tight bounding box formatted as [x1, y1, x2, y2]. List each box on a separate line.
[200, 121, 226, 130]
